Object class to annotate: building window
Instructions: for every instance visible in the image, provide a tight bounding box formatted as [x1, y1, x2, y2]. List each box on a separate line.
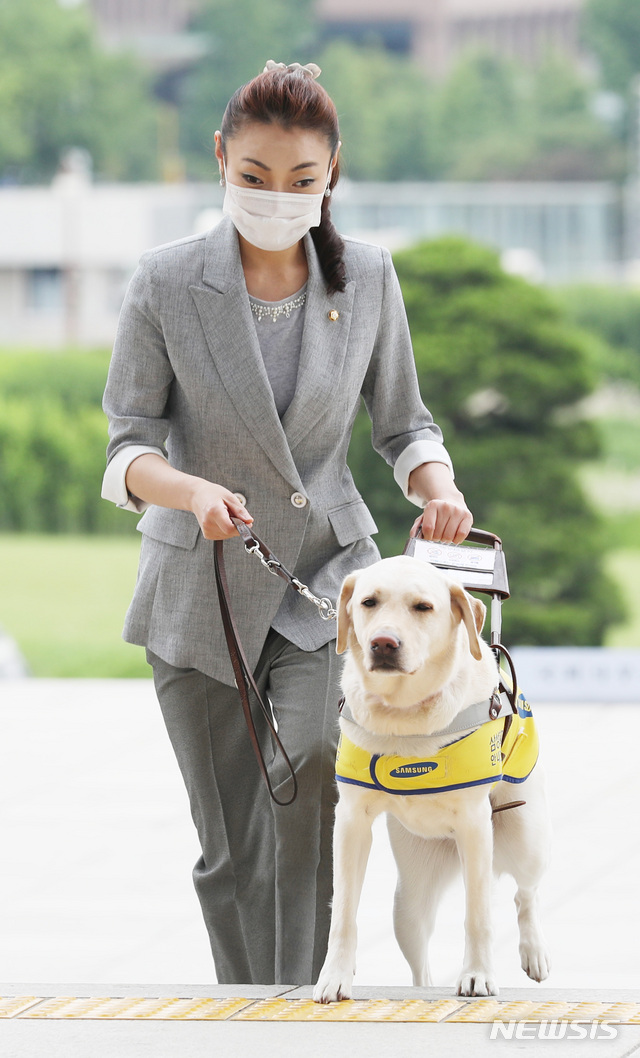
[106, 268, 130, 314]
[320, 20, 412, 56]
[26, 269, 64, 312]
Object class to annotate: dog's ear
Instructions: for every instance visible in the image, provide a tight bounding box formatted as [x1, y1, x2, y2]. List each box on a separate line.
[470, 595, 487, 634]
[449, 583, 483, 661]
[336, 572, 358, 654]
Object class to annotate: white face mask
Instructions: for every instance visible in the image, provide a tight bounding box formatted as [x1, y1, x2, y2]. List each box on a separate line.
[222, 162, 331, 252]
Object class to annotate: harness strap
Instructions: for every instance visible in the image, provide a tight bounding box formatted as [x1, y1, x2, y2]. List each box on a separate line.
[339, 692, 506, 740]
[493, 800, 526, 813]
[493, 642, 519, 713]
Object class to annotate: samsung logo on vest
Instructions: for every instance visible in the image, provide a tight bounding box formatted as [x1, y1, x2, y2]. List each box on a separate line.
[389, 762, 438, 778]
[490, 1020, 618, 1040]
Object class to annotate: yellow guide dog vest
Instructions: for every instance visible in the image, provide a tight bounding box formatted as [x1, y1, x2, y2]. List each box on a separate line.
[335, 695, 538, 795]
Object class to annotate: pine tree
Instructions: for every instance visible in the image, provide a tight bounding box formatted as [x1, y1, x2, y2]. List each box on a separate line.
[348, 236, 625, 645]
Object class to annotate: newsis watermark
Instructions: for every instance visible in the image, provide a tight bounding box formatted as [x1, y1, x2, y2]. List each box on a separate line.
[490, 1020, 619, 1041]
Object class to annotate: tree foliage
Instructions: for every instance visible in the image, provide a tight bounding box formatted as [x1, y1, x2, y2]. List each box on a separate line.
[179, 0, 315, 177]
[348, 237, 625, 646]
[0, 0, 159, 182]
[582, 0, 640, 95]
[316, 42, 436, 180]
[424, 49, 621, 180]
[556, 284, 640, 387]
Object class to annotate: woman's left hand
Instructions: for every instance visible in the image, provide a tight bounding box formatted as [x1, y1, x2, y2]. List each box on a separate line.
[408, 462, 473, 544]
[411, 498, 473, 545]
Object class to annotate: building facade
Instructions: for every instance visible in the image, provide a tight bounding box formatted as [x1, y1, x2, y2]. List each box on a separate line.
[87, 0, 205, 70]
[317, 0, 584, 76]
[0, 168, 220, 348]
[89, 0, 200, 43]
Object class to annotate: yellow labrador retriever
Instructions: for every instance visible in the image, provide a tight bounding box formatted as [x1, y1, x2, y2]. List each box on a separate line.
[314, 555, 550, 1002]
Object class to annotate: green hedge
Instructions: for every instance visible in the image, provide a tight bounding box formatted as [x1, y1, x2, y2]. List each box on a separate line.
[0, 350, 112, 407]
[0, 351, 135, 534]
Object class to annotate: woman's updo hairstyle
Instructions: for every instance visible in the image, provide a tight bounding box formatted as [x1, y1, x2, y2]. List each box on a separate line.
[220, 63, 347, 294]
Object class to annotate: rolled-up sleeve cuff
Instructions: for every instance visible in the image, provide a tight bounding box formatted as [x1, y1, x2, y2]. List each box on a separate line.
[394, 441, 455, 508]
[101, 445, 167, 513]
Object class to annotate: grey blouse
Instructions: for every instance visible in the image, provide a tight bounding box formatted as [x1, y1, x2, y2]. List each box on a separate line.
[248, 284, 307, 419]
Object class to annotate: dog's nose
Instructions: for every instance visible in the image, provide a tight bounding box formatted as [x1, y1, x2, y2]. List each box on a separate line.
[370, 633, 401, 655]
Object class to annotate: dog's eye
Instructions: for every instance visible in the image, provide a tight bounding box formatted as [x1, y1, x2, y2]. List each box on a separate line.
[361, 597, 377, 608]
[414, 602, 433, 612]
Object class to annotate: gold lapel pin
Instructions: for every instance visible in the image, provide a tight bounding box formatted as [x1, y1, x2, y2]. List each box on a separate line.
[328, 309, 340, 321]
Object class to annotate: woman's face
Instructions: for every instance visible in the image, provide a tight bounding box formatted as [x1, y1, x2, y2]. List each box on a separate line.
[215, 123, 337, 195]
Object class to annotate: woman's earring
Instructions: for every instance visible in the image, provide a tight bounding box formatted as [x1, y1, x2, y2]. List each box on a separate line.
[219, 173, 225, 187]
[324, 187, 331, 198]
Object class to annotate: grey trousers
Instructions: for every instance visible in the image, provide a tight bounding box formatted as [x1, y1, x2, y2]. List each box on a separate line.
[147, 629, 341, 986]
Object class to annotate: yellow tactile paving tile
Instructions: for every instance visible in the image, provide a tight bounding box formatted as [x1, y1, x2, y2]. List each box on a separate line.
[235, 998, 465, 1022]
[14, 996, 253, 1020]
[447, 1000, 640, 1024]
[610, 1005, 640, 1024]
[0, 997, 43, 1018]
[143, 998, 255, 1021]
[3, 995, 640, 1023]
[449, 1000, 562, 1023]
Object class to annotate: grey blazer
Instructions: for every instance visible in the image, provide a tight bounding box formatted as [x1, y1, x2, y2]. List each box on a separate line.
[102, 217, 452, 685]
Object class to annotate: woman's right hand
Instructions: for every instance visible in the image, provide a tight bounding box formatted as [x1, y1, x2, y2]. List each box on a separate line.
[189, 480, 254, 540]
[124, 454, 253, 539]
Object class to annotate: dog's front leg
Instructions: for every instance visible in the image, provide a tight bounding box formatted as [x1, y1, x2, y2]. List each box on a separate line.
[313, 794, 376, 1004]
[454, 800, 498, 996]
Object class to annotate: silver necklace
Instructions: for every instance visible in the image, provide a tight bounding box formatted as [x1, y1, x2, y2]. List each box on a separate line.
[249, 291, 307, 323]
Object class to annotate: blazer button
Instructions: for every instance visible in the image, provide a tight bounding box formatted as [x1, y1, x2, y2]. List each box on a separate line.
[233, 492, 247, 507]
[290, 492, 308, 508]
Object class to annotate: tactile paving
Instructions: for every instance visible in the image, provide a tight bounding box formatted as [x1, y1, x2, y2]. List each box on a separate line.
[1, 995, 639, 1022]
[0, 997, 42, 1018]
[446, 1000, 639, 1024]
[234, 998, 464, 1021]
[13, 996, 253, 1020]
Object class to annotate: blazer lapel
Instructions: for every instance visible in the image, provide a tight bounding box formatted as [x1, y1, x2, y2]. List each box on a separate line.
[189, 218, 304, 490]
[281, 233, 356, 452]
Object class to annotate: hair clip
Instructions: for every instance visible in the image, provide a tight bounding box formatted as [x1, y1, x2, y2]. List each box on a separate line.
[263, 59, 321, 80]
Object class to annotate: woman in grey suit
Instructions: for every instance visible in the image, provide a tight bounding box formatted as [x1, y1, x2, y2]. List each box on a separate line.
[102, 60, 472, 986]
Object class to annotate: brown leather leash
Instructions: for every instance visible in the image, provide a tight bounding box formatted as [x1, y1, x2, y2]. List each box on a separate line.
[214, 526, 299, 806]
[214, 517, 337, 806]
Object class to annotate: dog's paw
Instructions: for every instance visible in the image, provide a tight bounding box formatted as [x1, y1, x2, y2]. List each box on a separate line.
[313, 967, 354, 1005]
[456, 970, 499, 997]
[520, 942, 551, 983]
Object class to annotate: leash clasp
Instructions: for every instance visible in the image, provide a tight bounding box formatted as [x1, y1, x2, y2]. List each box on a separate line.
[291, 577, 337, 621]
[245, 541, 283, 577]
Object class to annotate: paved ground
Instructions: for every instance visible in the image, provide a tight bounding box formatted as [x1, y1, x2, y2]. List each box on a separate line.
[1, 987, 639, 1058]
[0, 679, 638, 1056]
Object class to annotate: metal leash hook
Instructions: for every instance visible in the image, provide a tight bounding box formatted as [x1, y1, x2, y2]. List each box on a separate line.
[290, 578, 337, 621]
[244, 541, 283, 577]
[232, 517, 337, 621]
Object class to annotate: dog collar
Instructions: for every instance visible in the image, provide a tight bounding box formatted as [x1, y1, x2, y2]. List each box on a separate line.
[335, 695, 538, 796]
